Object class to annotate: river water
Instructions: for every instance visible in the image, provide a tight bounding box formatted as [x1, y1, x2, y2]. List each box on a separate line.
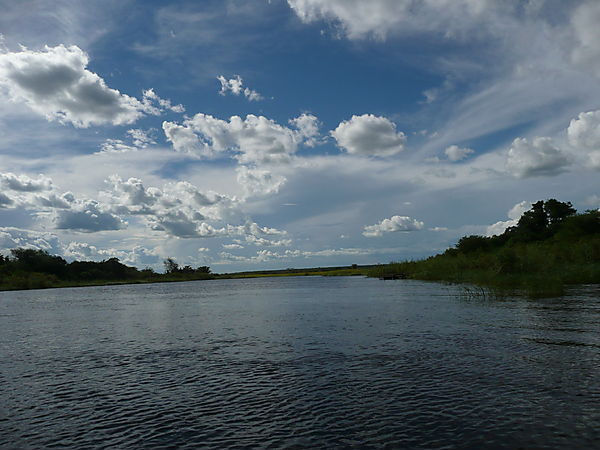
[1, 277, 598, 448]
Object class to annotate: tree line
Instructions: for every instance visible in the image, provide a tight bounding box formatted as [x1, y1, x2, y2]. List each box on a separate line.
[0, 250, 213, 291]
[370, 199, 600, 297]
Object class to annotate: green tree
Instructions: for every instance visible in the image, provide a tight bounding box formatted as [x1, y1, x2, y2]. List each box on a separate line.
[544, 199, 576, 225]
[163, 258, 180, 274]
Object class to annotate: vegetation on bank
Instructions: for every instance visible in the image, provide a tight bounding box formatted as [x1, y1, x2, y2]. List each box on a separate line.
[0, 250, 214, 291]
[367, 200, 600, 297]
[218, 264, 371, 278]
[1, 199, 597, 297]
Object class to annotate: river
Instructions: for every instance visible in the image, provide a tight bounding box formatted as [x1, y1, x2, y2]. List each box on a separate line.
[1, 276, 598, 448]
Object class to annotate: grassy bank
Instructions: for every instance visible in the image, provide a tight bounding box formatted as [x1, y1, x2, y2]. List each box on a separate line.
[367, 203, 600, 298]
[0, 271, 215, 292]
[217, 265, 371, 279]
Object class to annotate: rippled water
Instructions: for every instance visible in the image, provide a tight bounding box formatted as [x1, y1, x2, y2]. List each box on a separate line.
[1, 277, 599, 449]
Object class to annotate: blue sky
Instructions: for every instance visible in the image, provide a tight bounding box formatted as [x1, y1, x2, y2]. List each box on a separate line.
[1, 0, 599, 271]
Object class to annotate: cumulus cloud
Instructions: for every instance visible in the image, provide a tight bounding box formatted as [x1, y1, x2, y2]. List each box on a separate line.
[63, 242, 160, 266]
[217, 75, 263, 101]
[54, 199, 126, 232]
[223, 243, 244, 249]
[163, 113, 318, 163]
[363, 215, 424, 237]
[0, 227, 159, 267]
[289, 113, 322, 147]
[0, 172, 52, 191]
[486, 200, 532, 236]
[244, 234, 292, 247]
[331, 114, 406, 157]
[0, 172, 71, 209]
[444, 145, 474, 162]
[97, 128, 157, 154]
[101, 175, 237, 237]
[98, 139, 139, 154]
[0, 227, 62, 255]
[0, 172, 127, 232]
[62, 241, 119, 261]
[567, 109, 600, 169]
[141, 88, 185, 113]
[0, 45, 146, 127]
[127, 128, 157, 147]
[236, 166, 286, 197]
[506, 137, 570, 178]
[101, 175, 287, 240]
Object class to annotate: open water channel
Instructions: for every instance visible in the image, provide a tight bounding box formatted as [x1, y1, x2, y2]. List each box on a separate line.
[1, 276, 598, 448]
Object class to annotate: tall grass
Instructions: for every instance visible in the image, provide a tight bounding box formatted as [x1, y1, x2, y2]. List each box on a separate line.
[367, 235, 600, 298]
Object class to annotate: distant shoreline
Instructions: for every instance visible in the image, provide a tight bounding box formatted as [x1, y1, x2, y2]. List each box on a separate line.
[2, 201, 599, 298]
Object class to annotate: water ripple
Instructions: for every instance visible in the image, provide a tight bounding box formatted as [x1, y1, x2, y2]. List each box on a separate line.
[1, 278, 598, 448]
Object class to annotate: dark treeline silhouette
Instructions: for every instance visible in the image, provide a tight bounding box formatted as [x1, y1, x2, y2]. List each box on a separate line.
[163, 257, 211, 275]
[0, 251, 213, 291]
[369, 199, 600, 297]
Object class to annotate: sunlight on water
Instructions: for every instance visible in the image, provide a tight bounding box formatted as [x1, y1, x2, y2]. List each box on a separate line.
[1, 277, 599, 448]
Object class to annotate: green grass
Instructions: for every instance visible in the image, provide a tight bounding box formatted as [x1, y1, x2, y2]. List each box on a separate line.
[366, 235, 600, 298]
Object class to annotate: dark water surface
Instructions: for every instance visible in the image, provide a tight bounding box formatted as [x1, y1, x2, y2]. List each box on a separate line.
[1, 277, 599, 449]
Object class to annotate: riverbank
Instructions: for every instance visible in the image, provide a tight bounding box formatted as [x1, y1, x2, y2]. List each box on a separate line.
[0, 265, 369, 291]
[369, 204, 600, 298]
[2, 201, 598, 297]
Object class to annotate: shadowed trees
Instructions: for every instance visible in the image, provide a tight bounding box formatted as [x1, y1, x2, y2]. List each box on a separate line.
[0, 251, 213, 291]
[369, 199, 600, 297]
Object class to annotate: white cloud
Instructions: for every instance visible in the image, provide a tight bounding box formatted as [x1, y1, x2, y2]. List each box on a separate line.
[289, 113, 322, 147]
[217, 75, 263, 101]
[486, 200, 532, 236]
[163, 113, 318, 163]
[62, 241, 120, 261]
[0, 227, 159, 267]
[0, 45, 145, 127]
[0, 172, 126, 232]
[64, 242, 159, 266]
[127, 128, 157, 147]
[236, 166, 286, 198]
[506, 137, 570, 178]
[363, 215, 424, 237]
[97, 139, 139, 154]
[567, 109, 600, 169]
[223, 243, 244, 249]
[331, 114, 406, 157]
[101, 175, 289, 240]
[0, 172, 69, 210]
[287, 0, 505, 41]
[571, 1, 600, 77]
[101, 175, 240, 237]
[141, 88, 185, 113]
[54, 199, 126, 232]
[97, 128, 157, 154]
[244, 234, 292, 247]
[162, 121, 208, 156]
[217, 246, 398, 264]
[0, 227, 63, 255]
[0, 172, 52, 191]
[444, 145, 474, 162]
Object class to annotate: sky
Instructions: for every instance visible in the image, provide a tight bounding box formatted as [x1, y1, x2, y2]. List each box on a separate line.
[0, 0, 599, 272]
